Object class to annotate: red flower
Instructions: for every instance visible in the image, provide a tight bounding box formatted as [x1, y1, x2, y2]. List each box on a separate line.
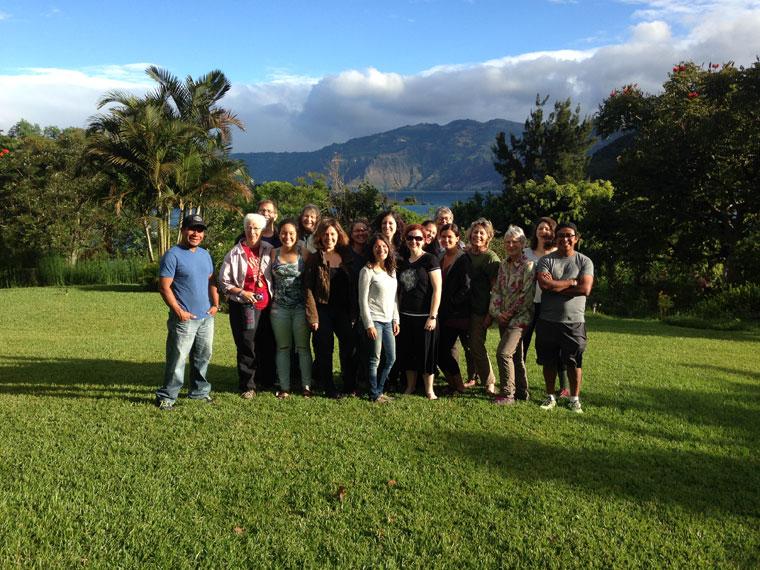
[610, 89, 617, 97]
[679, 65, 687, 71]
[711, 63, 720, 69]
[672, 66, 679, 72]
[687, 91, 699, 99]
[1, 148, 8, 154]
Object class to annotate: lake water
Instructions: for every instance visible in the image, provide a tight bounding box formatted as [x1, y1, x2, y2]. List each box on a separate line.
[385, 190, 493, 215]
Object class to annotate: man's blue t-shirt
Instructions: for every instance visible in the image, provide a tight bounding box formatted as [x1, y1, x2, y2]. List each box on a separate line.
[159, 245, 214, 319]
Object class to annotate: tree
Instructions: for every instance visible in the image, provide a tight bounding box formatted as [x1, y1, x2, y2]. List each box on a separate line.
[452, 177, 613, 246]
[0, 127, 129, 267]
[596, 60, 760, 283]
[86, 67, 248, 261]
[493, 95, 596, 191]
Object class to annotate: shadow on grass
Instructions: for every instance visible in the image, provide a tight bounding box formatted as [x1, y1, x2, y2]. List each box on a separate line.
[588, 383, 759, 441]
[683, 363, 760, 383]
[439, 427, 760, 517]
[587, 314, 760, 342]
[0, 356, 241, 400]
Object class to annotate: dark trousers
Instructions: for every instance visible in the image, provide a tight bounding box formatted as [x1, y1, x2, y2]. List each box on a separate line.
[312, 304, 355, 396]
[228, 301, 262, 392]
[437, 323, 469, 377]
[254, 307, 276, 389]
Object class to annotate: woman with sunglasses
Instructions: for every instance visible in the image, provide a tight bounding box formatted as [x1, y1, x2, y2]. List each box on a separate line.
[396, 224, 442, 399]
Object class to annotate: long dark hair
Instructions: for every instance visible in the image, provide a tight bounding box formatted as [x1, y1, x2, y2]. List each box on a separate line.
[367, 233, 396, 276]
[372, 210, 406, 251]
[529, 216, 558, 250]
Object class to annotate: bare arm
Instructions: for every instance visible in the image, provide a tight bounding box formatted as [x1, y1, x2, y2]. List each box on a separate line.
[159, 277, 195, 321]
[537, 271, 576, 292]
[558, 274, 593, 297]
[426, 268, 442, 331]
[207, 274, 219, 316]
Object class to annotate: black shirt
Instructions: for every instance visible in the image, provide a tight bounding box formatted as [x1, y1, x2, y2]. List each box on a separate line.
[398, 253, 440, 315]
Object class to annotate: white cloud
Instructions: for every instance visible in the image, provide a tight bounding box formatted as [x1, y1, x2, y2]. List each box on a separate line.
[1, 6, 760, 151]
[0, 10, 11, 20]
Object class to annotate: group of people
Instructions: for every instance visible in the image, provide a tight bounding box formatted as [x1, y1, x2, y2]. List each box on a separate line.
[155, 201, 594, 413]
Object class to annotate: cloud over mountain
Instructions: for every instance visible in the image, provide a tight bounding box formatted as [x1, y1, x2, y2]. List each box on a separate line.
[1, 2, 759, 152]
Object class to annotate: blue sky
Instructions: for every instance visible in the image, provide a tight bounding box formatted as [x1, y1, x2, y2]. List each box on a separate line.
[2, 1, 760, 151]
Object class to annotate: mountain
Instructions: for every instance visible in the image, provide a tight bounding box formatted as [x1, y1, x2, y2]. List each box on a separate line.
[233, 119, 524, 194]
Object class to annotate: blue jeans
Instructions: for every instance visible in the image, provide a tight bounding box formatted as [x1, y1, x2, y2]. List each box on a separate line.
[270, 303, 312, 392]
[367, 320, 396, 400]
[157, 314, 214, 404]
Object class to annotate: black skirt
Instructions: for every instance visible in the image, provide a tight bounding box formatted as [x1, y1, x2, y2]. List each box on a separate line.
[398, 314, 438, 374]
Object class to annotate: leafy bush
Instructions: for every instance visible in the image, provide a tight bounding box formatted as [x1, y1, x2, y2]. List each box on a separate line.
[689, 283, 760, 320]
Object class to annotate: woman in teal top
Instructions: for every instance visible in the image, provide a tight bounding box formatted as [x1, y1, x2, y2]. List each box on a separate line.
[269, 220, 312, 398]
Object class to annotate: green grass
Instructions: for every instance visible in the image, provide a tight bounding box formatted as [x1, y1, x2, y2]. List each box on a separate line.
[1, 287, 758, 568]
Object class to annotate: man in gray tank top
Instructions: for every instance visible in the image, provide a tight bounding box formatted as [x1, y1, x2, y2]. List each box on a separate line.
[535, 222, 594, 413]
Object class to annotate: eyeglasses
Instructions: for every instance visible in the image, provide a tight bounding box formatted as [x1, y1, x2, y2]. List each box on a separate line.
[406, 235, 424, 242]
[556, 233, 576, 240]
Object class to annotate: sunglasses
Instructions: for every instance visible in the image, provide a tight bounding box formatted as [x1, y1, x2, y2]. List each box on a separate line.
[406, 235, 424, 242]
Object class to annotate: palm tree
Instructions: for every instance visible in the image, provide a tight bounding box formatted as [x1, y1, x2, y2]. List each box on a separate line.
[87, 93, 199, 259]
[86, 67, 248, 260]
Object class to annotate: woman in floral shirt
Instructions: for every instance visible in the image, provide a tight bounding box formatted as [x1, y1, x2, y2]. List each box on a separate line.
[486, 225, 535, 404]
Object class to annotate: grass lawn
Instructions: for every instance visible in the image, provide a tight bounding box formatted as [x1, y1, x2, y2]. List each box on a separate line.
[0, 286, 758, 568]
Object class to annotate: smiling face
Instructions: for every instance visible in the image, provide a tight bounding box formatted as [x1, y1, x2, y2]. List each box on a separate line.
[380, 215, 397, 240]
[555, 228, 578, 255]
[436, 212, 453, 228]
[536, 221, 554, 245]
[258, 201, 277, 225]
[504, 235, 524, 259]
[405, 229, 425, 254]
[372, 238, 389, 263]
[423, 222, 437, 245]
[301, 209, 318, 233]
[181, 226, 205, 248]
[322, 226, 339, 252]
[279, 222, 298, 248]
[245, 219, 264, 246]
[439, 229, 458, 252]
[469, 225, 490, 251]
[351, 223, 369, 245]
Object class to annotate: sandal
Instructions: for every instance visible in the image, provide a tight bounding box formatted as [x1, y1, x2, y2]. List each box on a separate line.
[276, 391, 290, 400]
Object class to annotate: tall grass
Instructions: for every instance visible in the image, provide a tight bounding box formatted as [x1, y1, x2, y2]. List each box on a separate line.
[1, 256, 150, 288]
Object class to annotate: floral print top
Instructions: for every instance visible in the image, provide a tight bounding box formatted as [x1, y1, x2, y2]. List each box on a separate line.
[488, 254, 535, 329]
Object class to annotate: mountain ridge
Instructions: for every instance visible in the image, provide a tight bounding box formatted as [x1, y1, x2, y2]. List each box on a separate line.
[233, 118, 525, 194]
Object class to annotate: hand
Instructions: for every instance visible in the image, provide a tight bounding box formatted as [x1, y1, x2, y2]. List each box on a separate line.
[497, 311, 511, 325]
[483, 314, 493, 328]
[177, 309, 196, 322]
[243, 291, 255, 304]
[392, 323, 400, 336]
[207, 306, 219, 317]
[310, 322, 319, 332]
[424, 317, 437, 331]
[367, 327, 378, 340]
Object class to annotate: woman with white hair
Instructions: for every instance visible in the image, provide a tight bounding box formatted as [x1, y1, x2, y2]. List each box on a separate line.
[486, 225, 535, 404]
[219, 213, 274, 398]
